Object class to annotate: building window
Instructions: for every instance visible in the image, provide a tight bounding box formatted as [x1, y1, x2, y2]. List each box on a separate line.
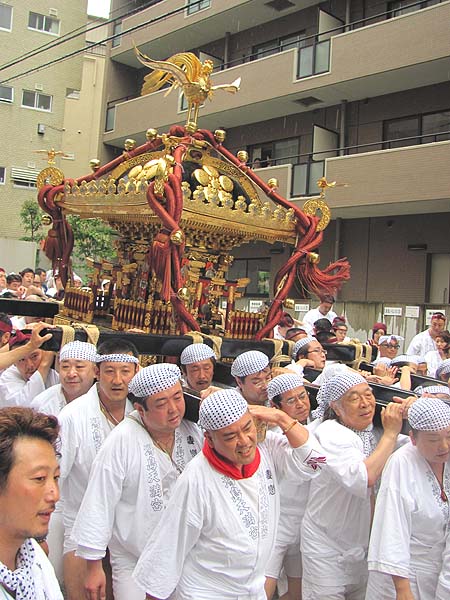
[28, 11, 60, 35]
[112, 20, 122, 47]
[0, 3, 12, 31]
[422, 110, 450, 141]
[0, 167, 5, 184]
[248, 137, 301, 168]
[11, 167, 39, 188]
[387, 0, 440, 18]
[105, 106, 115, 132]
[66, 88, 80, 99]
[228, 258, 271, 296]
[0, 85, 13, 103]
[383, 110, 450, 148]
[253, 31, 307, 60]
[186, 0, 210, 16]
[22, 90, 52, 111]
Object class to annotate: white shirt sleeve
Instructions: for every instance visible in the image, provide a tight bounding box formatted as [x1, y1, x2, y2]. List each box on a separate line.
[133, 469, 204, 598]
[263, 430, 326, 482]
[0, 369, 46, 408]
[436, 531, 450, 600]
[318, 424, 369, 498]
[368, 465, 414, 578]
[72, 442, 126, 559]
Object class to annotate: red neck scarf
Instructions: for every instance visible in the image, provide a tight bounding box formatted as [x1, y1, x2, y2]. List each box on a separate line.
[202, 440, 261, 480]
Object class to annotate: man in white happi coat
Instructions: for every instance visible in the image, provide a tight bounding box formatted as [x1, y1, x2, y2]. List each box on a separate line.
[301, 372, 404, 600]
[30, 341, 97, 583]
[0, 407, 62, 599]
[231, 350, 271, 405]
[133, 388, 326, 600]
[264, 373, 321, 600]
[58, 339, 139, 600]
[31, 341, 97, 416]
[407, 311, 446, 356]
[72, 363, 203, 600]
[302, 294, 337, 336]
[366, 397, 450, 600]
[180, 343, 215, 393]
[0, 330, 58, 408]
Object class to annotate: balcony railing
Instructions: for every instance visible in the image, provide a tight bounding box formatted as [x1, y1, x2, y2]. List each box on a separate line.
[264, 130, 450, 197]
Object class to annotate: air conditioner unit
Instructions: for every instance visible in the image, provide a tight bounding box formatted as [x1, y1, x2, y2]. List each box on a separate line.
[35, 83, 43, 91]
[49, 8, 58, 17]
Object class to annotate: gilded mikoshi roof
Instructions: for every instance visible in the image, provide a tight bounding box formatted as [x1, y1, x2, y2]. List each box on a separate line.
[60, 138, 297, 246]
[37, 126, 350, 338]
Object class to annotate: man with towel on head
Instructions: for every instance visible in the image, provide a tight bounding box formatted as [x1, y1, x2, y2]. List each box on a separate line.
[72, 363, 203, 600]
[367, 397, 450, 600]
[301, 371, 404, 600]
[180, 343, 216, 394]
[133, 388, 326, 600]
[231, 350, 271, 406]
[58, 339, 139, 599]
[265, 373, 320, 600]
[31, 341, 97, 416]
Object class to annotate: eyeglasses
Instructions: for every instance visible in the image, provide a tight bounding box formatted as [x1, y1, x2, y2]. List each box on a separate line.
[281, 391, 309, 407]
[307, 348, 327, 355]
[381, 344, 400, 350]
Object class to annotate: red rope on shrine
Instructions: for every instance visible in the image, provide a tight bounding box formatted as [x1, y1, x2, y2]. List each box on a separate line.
[200, 137, 350, 339]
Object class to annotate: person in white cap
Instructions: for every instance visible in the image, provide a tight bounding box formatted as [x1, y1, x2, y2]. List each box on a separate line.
[133, 388, 326, 600]
[58, 339, 139, 600]
[180, 343, 216, 393]
[301, 371, 404, 600]
[265, 373, 319, 600]
[367, 397, 450, 600]
[71, 363, 203, 600]
[31, 341, 97, 416]
[29, 341, 97, 583]
[291, 336, 327, 377]
[373, 335, 404, 364]
[231, 350, 271, 405]
[386, 354, 421, 392]
[436, 359, 450, 384]
[412, 384, 450, 401]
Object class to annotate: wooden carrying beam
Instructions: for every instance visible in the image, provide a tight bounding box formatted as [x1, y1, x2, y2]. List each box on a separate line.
[0, 298, 60, 318]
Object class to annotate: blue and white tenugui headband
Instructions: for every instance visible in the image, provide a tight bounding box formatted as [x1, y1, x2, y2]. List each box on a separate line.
[96, 353, 139, 364]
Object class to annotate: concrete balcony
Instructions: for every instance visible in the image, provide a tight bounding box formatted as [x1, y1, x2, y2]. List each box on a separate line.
[111, 0, 316, 65]
[104, 1, 450, 148]
[323, 141, 450, 218]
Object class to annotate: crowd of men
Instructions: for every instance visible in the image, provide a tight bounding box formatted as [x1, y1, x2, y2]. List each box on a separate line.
[0, 292, 449, 600]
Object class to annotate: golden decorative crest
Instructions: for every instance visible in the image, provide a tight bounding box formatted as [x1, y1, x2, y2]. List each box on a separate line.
[36, 166, 64, 189]
[134, 47, 241, 132]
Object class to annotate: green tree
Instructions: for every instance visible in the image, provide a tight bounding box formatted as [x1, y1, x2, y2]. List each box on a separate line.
[19, 199, 45, 242]
[67, 215, 117, 277]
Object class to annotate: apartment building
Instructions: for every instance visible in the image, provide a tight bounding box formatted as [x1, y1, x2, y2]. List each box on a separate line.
[101, 0, 450, 305]
[0, 2, 88, 239]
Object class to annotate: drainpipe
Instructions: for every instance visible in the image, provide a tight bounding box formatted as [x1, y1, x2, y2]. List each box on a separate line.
[339, 99, 347, 156]
[224, 32, 231, 69]
[345, 0, 351, 32]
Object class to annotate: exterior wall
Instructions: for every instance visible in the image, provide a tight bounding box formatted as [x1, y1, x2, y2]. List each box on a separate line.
[0, 2, 87, 239]
[61, 19, 108, 179]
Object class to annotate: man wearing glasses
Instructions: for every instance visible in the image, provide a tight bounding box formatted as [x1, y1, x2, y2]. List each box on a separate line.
[290, 336, 327, 379]
[373, 335, 404, 364]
